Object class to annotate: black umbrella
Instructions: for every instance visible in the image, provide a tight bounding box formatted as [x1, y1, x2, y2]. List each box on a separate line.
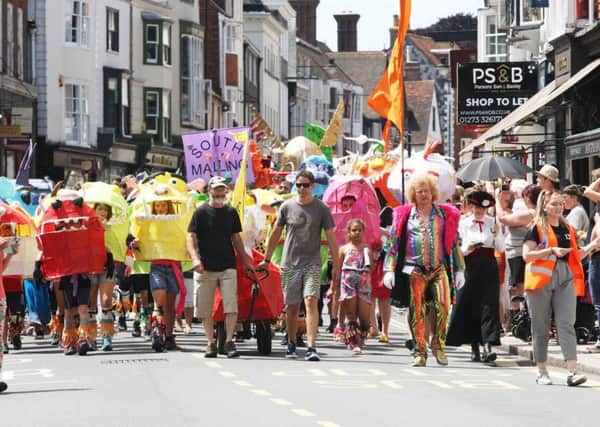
[457, 156, 533, 182]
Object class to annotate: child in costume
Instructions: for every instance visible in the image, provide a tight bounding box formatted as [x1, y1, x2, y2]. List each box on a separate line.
[334, 219, 372, 354]
[0, 236, 20, 393]
[83, 181, 128, 351]
[129, 173, 193, 352]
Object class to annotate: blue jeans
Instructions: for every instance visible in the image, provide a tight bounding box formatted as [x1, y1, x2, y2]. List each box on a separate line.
[588, 255, 600, 336]
[150, 263, 181, 294]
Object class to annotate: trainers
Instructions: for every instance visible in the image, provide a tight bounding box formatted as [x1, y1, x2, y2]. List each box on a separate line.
[11, 334, 22, 350]
[432, 349, 448, 366]
[50, 335, 60, 346]
[64, 345, 77, 356]
[296, 336, 306, 348]
[151, 334, 165, 353]
[101, 336, 113, 351]
[165, 336, 180, 351]
[305, 347, 321, 361]
[0, 381, 7, 393]
[78, 340, 90, 356]
[280, 333, 288, 346]
[118, 316, 127, 332]
[536, 371, 553, 385]
[204, 342, 218, 358]
[2, 343, 8, 354]
[412, 354, 427, 367]
[89, 340, 98, 351]
[567, 372, 587, 387]
[131, 320, 142, 337]
[225, 341, 240, 358]
[286, 342, 298, 359]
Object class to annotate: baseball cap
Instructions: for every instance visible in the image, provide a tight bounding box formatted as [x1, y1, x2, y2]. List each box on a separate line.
[208, 176, 228, 189]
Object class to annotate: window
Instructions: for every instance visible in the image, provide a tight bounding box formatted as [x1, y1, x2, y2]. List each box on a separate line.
[144, 90, 160, 134]
[162, 24, 171, 65]
[65, 83, 89, 146]
[17, 8, 23, 79]
[162, 91, 171, 144]
[106, 7, 119, 52]
[225, 24, 237, 53]
[520, 0, 543, 24]
[485, 14, 507, 62]
[121, 77, 130, 136]
[181, 34, 204, 126]
[144, 21, 172, 65]
[145, 24, 159, 64]
[65, 0, 90, 47]
[7, 3, 13, 76]
[144, 89, 170, 144]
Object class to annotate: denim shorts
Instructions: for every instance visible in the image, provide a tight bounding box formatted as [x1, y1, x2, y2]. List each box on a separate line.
[150, 264, 181, 294]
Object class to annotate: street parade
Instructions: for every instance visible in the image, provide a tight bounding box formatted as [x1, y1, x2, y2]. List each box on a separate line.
[3, 0, 600, 426]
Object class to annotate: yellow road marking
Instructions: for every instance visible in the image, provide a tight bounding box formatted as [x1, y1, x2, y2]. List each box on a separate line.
[270, 398, 293, 406]
[427, 380, 453, 389]
[219, 371, 236, 378]
[233, 380, 252, 387]
[318, 421, 342, 427]
[381, 380, 404, 389]
[251, 389, 273, 396]
[292, 409, 316, 417]
[403, 368, 429, 376]
[205, 361, 222, 368]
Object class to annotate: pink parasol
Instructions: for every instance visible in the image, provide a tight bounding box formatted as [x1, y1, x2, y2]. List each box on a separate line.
[322, 176, 381, 247]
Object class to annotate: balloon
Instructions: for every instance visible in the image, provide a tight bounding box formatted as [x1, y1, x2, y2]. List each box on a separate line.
[281, 136, 323, 170]
[0, 177, 16, 200]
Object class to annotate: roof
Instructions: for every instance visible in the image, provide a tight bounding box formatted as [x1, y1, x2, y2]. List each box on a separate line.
[405, 80, 435, 145]
[296, 41, 357, 86]
[406, 33, 458, 66]
[326, 50, 388, 120]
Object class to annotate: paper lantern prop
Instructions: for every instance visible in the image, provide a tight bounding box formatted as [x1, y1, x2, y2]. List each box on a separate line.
[0, 202, 40, 277]
[353, 155, 400, 208]
[37, 191, 106, 280]
[281, 136, 323, 171]
[297, 155, 334, 198]
[322, 176, 381, 247]
[130, 172, 193, 261]
[387, 141, 456, 203]
[83, 181, 129, 263]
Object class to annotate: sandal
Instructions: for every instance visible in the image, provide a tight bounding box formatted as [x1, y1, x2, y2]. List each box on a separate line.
[379, 334, 389, 343]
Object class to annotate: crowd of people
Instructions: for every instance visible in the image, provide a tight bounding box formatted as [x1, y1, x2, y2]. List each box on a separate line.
[1, 162, 599, 393]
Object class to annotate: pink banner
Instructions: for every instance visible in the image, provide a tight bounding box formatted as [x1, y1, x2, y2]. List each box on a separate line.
[182, 127, 254, 184]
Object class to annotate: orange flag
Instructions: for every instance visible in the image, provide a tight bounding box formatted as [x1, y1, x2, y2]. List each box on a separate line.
[367, 0, 411, 148]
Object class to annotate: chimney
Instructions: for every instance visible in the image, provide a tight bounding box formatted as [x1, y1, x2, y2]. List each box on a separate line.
[334, 12, 360, 52]
[289, 0, 320, 45]
[390, 15, 399, 47]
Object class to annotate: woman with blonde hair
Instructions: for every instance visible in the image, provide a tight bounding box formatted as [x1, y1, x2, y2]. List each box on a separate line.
[523, 190, 600, 386]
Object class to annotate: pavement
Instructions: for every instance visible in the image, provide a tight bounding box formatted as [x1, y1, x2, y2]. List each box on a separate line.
[3, 309, 600, 426]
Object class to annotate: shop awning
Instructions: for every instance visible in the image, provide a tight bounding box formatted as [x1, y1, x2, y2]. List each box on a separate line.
[460, 57, 600, 156]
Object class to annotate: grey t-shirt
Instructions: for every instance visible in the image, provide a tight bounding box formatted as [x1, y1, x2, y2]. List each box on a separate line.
[276, 198, 335, 268]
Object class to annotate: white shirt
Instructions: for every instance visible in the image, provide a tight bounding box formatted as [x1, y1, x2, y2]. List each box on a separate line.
[459, 214, 505, 256]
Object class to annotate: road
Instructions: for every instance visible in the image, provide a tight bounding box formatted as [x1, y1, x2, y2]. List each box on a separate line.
[2, 311, 599, 427]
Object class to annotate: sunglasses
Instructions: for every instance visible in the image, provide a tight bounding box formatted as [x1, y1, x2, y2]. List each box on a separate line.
[296, 182, 312, 188]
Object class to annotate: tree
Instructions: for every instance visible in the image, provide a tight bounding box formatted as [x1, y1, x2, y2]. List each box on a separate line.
[416, 13, 477, 34]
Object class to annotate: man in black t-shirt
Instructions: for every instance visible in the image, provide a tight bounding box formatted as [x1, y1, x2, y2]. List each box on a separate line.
[187, 176, 254, 358]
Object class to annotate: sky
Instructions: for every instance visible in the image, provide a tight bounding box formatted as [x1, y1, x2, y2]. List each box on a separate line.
[316, 0, 484, 51]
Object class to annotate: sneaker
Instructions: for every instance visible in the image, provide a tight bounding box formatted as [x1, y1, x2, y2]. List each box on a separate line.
[204, 342, 218, 358]
[64, 345, 77, 356]
[101, 336, 113, 351]
[326, 319, 337, 333]
[184, 325, 193, 335]
[567, 372, 587, 387]
[286, 342, 298, 359]
[151, 334, 165, 353]
[225, 341, 240, 358]
[11, 334, 22, 350]
[165, 336, 180, 351]
[305, 347, 321, 361]
[118, 316, 127, 332]
[0, 381, 7, 393]
[89, 340, 98, 351]
[432, 349, 448, 366]
[536, 371, 553, 385]
[412, 354, 427, 367]
[280, 333, 288, 346]
[131, 320, 142, 337]
[50, 335, 60, 346]
[78, 340, 90, 356]
[2, 343, 8, 354]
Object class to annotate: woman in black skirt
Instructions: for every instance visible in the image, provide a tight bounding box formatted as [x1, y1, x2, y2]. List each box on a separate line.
[447, 190, 504, 362]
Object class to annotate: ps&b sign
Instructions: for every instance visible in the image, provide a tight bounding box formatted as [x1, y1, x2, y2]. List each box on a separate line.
[457, 62, 538, 126]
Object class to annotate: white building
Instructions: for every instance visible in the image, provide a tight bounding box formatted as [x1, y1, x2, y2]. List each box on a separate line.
[243, 1, 289, 140]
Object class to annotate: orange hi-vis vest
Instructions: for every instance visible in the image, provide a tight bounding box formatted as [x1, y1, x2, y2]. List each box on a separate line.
[524, 222, 585, 296]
